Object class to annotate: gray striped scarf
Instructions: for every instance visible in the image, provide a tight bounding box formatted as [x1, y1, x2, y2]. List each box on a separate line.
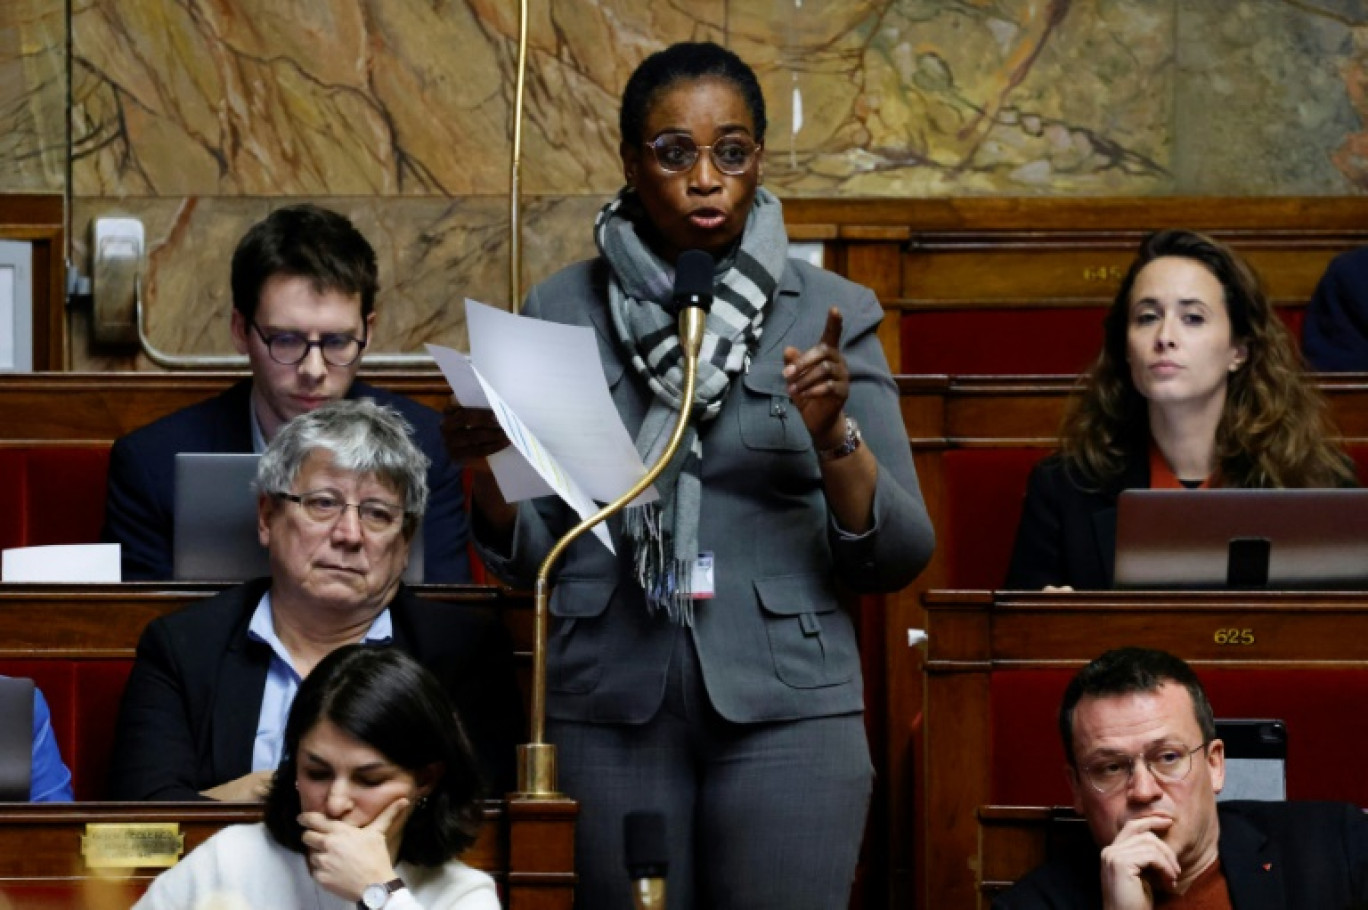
[594, 186, 789, 624]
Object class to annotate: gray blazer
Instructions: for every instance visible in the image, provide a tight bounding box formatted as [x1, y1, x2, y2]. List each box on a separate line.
[477, 257, 934, 725]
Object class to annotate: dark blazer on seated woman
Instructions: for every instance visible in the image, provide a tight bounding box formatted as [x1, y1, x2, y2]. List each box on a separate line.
[108, 578, 522, 800]
[1005, 448, 1148, 590]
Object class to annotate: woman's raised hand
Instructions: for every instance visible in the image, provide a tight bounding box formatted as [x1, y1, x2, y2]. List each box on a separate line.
[440, 399, 511, 466]
[782, 307, 850, 449]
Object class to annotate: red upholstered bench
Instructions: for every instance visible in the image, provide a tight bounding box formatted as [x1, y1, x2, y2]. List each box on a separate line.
[942, 448, 1045, 589]
[0, 446, 110, 552]
[990, 668, 1368, 807]
[900, 304, 1307, 376]
[901, 309, 1106, 375]
[0, 658, 132, 801]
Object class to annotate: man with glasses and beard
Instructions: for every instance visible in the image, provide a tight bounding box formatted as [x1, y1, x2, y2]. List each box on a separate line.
[996, 647, 1368, 909]
[102, 204, 469, 582]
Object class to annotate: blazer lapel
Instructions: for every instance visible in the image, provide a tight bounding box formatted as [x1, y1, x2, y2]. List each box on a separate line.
[210, 586, 272, 784]
[1219, 806, 1283, 910]
[753, 266, 801, 360]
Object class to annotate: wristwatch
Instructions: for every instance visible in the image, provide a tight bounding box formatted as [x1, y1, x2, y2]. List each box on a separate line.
[358, 878, 405, 909]
[816, 415, 862, 462]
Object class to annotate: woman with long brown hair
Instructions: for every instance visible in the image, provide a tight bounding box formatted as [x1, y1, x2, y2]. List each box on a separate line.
[1007, 229, 1354, 589]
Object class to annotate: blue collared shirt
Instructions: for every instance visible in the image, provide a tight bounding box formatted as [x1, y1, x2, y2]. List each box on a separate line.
[246, 592, 393, 772]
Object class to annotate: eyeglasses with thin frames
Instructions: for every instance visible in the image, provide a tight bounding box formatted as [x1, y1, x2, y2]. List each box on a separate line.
[643, 133, 761, 176]
[1080, 741, 1211, 795]
[276, 490, 404, 534]
[249, 321, 368, 367]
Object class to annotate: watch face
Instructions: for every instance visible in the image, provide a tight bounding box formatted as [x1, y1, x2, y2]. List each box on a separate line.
[361, 883, 389, 909]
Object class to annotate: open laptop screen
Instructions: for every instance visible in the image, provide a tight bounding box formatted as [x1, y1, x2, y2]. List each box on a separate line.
[173, 453, 423, 583]
[1114, 488, 1368, 589]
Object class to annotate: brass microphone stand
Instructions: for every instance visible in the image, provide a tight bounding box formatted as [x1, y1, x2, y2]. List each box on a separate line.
[515, 306, 707, 796]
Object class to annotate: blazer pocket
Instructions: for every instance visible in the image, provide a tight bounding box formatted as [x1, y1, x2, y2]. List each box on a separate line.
[754, 574, 856, 689]
[548, 577, 615, 694]
[738, 371, 811, 452]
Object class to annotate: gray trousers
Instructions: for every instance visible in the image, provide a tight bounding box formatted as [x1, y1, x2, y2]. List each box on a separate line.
[549, 634, 873, 910]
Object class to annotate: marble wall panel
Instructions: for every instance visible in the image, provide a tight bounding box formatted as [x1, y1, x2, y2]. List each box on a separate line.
[41, 0, 1368, 370]
[69, 194, 600, 369]
[1175, 0, 1366, 194]
[729, 0, 1176, 195]
[0, 0, 65, 193]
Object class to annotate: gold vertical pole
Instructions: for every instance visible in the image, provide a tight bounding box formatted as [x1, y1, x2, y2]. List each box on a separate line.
[508, 0, 529, 314]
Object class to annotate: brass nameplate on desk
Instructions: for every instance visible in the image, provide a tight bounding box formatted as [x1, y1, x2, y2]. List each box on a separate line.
[81, 823, 184, 868]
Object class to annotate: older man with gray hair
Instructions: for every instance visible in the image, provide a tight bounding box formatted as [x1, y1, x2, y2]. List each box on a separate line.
[110, 399, 521, 802]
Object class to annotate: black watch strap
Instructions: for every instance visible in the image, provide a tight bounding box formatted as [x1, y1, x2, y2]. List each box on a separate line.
[358, 877, 405, 909]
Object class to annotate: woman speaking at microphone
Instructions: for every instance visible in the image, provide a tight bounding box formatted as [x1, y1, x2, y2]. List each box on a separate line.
[443, 41, 933, 909]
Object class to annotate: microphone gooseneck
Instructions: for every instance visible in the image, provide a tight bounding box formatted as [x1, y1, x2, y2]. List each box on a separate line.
[624, 810, 668, 910]
[518, 249, 718, 797]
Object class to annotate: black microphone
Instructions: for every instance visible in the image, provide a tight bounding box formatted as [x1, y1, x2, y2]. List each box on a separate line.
[624, 810, 667, 910]
[673, 249, 715, 313]
[673, 250, 714, 359]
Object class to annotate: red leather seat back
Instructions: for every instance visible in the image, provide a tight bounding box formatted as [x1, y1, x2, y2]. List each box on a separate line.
[990, 668, 1368, 807]
[0, 658, 132, 801]
[902, 309, 1106, 375]
[0, 447, 110, 551]
[942, 449, 1045, 588]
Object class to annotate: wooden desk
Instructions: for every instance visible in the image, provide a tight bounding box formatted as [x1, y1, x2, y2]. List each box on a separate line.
[0, 372, 449, 443]
[977, 805, 1090, 900]
[923, 589, 1368, 909]
[0, 799, 574, 908]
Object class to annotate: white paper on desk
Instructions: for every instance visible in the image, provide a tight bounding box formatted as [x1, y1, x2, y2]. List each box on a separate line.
[2, 543, 121, 582]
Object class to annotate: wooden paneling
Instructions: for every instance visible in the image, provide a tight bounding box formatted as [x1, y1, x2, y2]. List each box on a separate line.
[0, 194, 64, 370]
[0, 372, 451, 442]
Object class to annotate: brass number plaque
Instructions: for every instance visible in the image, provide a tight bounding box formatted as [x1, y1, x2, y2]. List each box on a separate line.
[82, 823, 184, 869]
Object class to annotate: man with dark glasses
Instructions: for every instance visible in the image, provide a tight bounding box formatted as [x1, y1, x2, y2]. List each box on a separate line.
[997, 647, 1368, 909]
[103, 204, 470, 582]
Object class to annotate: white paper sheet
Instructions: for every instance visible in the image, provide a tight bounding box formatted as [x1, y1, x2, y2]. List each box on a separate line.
[2, 543, 122, 582]
[429, 299, 659, 554]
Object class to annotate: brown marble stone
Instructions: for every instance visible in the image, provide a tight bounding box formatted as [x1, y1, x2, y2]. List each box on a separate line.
[68, 194, 604, 370]
[1177, 0, 1362, 195]
[30, 0, 1368, 371]
[0, 0, 65, 193]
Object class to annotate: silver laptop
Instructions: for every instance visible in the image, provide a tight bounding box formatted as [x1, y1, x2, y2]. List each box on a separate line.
[1114, 488, 1368, 589]
[172, 453, 423, 583]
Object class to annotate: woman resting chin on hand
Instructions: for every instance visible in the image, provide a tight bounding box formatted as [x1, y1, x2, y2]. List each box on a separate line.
[134, 646, 499, 910]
